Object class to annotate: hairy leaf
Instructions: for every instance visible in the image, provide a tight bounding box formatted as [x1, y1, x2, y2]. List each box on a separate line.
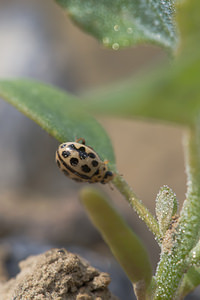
[56, 0, 177, 52]
[179, 266, 200, 298]
[156, 185, 178, 237]
[0, 79, 115, 167]
[83, 48, 200, 126]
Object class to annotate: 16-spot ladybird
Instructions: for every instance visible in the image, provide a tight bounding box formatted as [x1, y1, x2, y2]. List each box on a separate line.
[55, 138, 114, 184]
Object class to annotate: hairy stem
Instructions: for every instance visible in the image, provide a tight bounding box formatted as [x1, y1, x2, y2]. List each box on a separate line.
[113, 173, 160, 241]
[153, 124, 200, 299]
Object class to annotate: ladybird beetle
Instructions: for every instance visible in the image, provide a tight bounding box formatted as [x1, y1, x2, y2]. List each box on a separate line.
[55, 138, 114, 184]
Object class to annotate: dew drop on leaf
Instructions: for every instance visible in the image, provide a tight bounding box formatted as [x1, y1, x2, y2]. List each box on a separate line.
[112, 42, 120, 50]
[102, 36, 110, 46]
[127, 27, 133, 34]
[114, 24, 120, 31]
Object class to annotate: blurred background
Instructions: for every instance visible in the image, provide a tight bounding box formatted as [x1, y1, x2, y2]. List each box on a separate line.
[0, 0, 196, 299]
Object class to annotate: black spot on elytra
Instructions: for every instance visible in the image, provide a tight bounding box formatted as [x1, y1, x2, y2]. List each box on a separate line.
[104, 171, 113, 179]
[60, 144, 66, 149]
[94, 169, 99, 175]
[63, 169, 69, 176]
[62, 151, 70, 158]
[88, 152, 96, 159]
[56, 160, 61, 168]
[70, 157, 79, 166]
[79, 151, 88, 160]
[79, 146, 85, 152]
[92, 160, 98, 167]
[68, 144, 76, 150]
[82, 164, 91, 173]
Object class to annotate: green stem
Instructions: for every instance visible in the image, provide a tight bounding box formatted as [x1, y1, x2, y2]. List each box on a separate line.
[112, 173, 160, 242]
[153, 125, 200, 299]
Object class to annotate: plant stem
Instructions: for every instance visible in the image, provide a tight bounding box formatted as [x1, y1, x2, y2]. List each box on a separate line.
[113, 173, 161, 241]
[153, 125, 200, 299]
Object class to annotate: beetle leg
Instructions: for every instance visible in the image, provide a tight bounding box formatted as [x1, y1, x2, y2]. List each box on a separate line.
[76, 138, 86, 145]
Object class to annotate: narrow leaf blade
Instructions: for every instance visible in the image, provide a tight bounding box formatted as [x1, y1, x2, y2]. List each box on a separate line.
[156, 185, 178, 236]
[179, 266, 200, 298]
[80, 187, 152, 291]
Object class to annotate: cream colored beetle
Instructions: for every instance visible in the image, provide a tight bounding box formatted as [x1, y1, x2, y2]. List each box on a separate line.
[55, 138, 114, 184]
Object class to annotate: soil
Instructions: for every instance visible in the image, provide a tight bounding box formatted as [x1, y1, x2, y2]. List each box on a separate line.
[0, 248, 118, 300]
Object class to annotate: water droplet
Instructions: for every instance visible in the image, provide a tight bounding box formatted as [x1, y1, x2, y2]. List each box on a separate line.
[102, 37, 110, 46]
[127, 27, 133, 34]
[192, 251, 196, 258]
[114, 24, 120, 32]
[154, 20, 159, 26]
[112, 42, 119, 50]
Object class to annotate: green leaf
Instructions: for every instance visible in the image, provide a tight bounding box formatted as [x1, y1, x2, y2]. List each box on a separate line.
[83, 47, 200, 126]
[77, 0, 199, 127]
[179, 266, 200, 299]
[155, 185, 178, 237]
[177, 0, 200, 51]
[80, 187, 152, 296]
[0, 79, 115, 167]
[55, 0, 177, 52]
[188, 238, 200, 267]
